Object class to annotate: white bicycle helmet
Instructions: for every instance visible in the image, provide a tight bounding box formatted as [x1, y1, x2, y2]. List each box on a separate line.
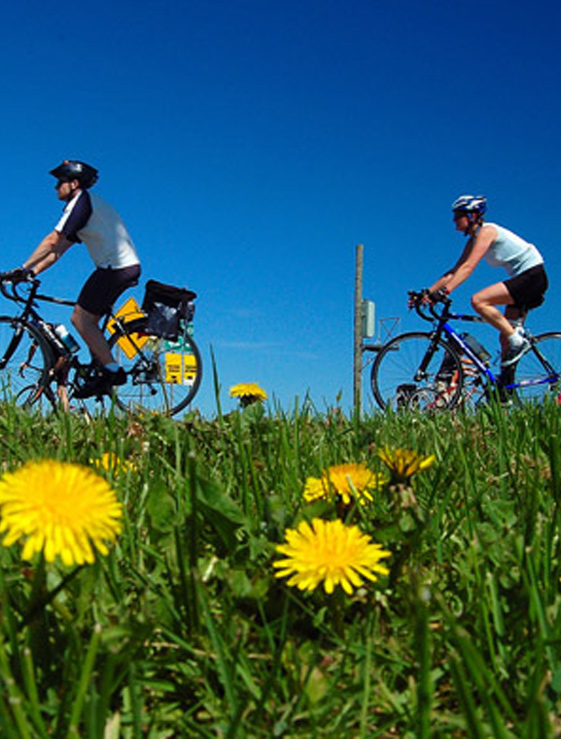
[451, 194, 487, 217]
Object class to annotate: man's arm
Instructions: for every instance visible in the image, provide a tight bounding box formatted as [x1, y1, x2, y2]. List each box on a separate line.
[23, 230, 73, 275]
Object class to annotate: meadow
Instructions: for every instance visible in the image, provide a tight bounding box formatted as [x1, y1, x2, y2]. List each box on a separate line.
[0, 397, 560, 738]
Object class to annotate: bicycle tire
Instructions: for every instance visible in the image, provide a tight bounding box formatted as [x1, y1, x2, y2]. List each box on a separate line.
[371, 331, 465, 411]
[512, 332, 561, 404]
[107, 316, 203, 416]
[0, 316, 55, 408]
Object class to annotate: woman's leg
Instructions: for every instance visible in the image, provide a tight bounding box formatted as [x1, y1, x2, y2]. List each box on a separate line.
[471, 282, 516, 337]
[471, 282, 527, 360]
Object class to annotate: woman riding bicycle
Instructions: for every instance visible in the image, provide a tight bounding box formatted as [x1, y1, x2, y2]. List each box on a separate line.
[427, 195, 548, 368]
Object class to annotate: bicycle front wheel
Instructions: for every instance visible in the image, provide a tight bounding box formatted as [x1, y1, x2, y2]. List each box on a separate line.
[371, 332, 465, 411]
[108, 317, 203, 416]
[512, 332, 561, 404]
[0, 316, 54, 408]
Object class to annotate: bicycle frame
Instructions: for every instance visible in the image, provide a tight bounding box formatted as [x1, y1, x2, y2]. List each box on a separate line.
[411, 292, 559, 396]
[0, 274, 203, 416]
[0, 280, 76, 363]
[439, 321, 494, 379]
[0, 278, 146, 399]
[0, 278, 141, 362]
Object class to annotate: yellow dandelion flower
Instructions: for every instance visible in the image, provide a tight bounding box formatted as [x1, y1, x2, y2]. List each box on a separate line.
[303, 475, 328, 503]
[229, 382, 267, 405]
[303, 463, 385, 505]
[274, 518, 390, 594]
[0, 460, 123, 566]
[90, 452, 135, 475]
[377, 447, 435, 483]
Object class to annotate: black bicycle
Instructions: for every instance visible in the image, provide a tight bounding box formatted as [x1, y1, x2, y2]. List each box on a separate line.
[370, 290, 561, 411]
[0, 273, 203, 416]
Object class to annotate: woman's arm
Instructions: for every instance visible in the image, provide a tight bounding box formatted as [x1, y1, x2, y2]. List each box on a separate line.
[429, 224, 497, 294]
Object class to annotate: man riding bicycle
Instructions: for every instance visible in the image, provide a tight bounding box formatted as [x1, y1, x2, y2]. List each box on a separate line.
[427, 195, 548, 369]
[7, 160, 141, 398]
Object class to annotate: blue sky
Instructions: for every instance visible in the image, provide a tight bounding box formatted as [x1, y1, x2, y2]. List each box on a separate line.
[1, 0, 560, 415]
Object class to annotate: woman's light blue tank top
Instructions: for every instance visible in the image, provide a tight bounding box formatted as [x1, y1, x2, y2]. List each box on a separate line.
[484, 223, 543, 277]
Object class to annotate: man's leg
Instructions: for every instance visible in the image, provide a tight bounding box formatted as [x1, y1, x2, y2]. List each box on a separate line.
[71, 266, 141, 397]
[71, 304, 114, 365]
[71, 305, 126, 398]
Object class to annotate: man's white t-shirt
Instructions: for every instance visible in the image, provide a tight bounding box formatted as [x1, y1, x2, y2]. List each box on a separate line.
[55, 190, 140, 269]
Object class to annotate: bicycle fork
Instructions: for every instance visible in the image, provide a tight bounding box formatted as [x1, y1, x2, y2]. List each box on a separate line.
[0, 322, 28, 371]
[413, 333, 442, 382]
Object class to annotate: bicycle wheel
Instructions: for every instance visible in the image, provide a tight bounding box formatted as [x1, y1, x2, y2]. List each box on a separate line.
[512, 332, 561, 404]
[0, 316, 54, 408]
[108, 317, 203, 416]
[371, 331, 465, 411]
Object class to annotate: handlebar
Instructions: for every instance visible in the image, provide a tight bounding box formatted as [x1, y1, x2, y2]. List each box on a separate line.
[0, 272, 75, 307]
[408, 289, 485, 325]
[408, 289, 452, 323]
[0, 271, 39, 303]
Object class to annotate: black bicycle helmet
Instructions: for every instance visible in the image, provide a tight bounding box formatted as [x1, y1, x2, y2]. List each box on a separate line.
[49, 160, 99, 189]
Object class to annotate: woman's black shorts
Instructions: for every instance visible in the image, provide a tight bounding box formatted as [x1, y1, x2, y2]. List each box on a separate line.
[504, 264, 548, 310]
[77, 264, 142, 316]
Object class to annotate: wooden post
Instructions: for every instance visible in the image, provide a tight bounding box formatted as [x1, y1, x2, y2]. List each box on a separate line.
[353, 244, 364, 415]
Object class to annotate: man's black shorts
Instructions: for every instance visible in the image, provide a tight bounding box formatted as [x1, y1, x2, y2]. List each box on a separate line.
[504, 264, 548, 310]
[77, 265, 141, 316]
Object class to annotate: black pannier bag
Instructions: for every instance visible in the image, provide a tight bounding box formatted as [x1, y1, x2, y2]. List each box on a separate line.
[141, 280, 197, 340]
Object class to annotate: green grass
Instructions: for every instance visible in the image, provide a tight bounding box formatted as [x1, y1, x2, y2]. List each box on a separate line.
[0, 399, 561, 737]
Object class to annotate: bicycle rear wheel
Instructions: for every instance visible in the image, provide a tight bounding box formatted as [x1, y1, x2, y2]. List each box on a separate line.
[512, 332, 561, 404]
[108, 317, 203, 416]
[0, 316, 54, 408]
[371, 332, 465, 411]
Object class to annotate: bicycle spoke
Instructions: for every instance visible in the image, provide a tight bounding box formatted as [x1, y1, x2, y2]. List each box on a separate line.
[0, 317, 54, 408]
[371, 332, 464, 411]
[108, 318, 202, 416]
[512, 333, 561, 404]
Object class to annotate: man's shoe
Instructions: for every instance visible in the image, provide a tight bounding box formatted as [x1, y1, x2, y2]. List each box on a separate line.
[107, 367, 127, 387]
[73, 367, 127, 399]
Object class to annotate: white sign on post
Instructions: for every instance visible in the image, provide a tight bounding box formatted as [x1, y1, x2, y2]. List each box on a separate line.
[361, 300, 375, 338]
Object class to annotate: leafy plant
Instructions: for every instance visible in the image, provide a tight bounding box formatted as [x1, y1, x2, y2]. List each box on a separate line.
[0, 399, 559, 736]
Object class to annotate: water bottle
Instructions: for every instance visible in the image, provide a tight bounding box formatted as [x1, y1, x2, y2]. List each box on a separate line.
[461, 332, 491, 364]
[54, 324, 80, 354]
